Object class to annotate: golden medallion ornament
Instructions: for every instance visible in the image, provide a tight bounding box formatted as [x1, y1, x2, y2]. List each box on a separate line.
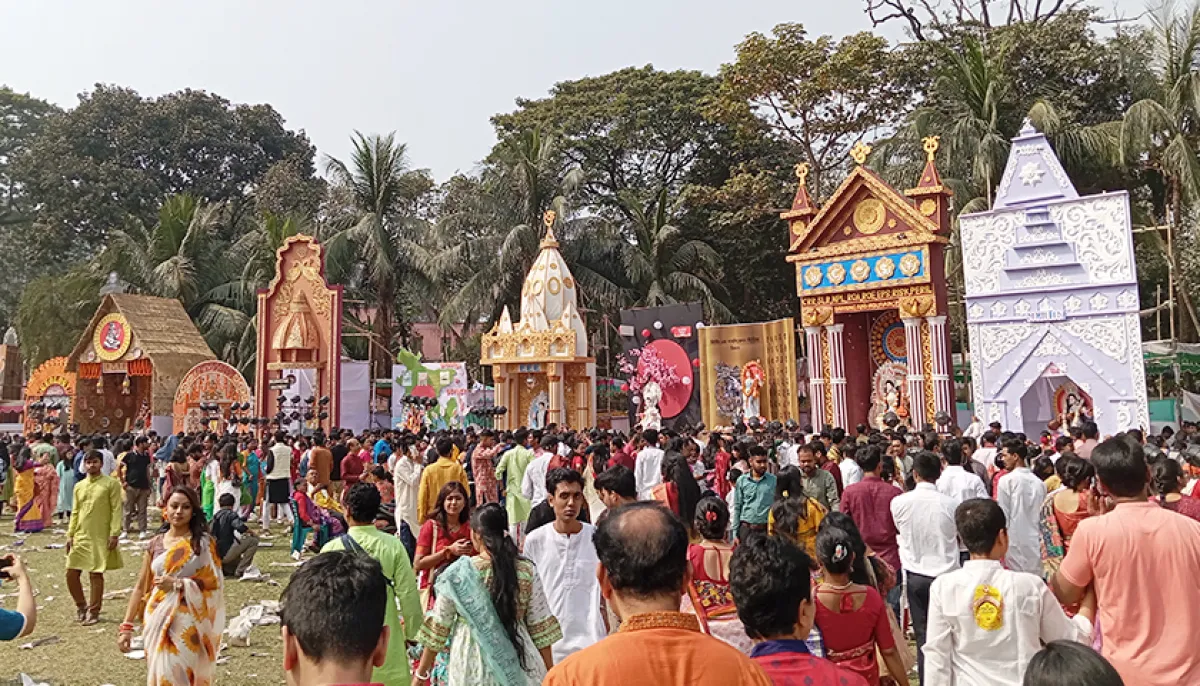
[827, 263, 847, 285]
[972, 584, 1004, 631]
[850, 259, 870, 283]
[875, 257, 896, 280]
[853, 198, 886, 235]
[793, 220, 808, 237]
[849, 141, 872, 166]
[93, 313, 132, 362]
[899, 253, 921, 277]
[547, 277, 562, 295]
[804, 265, 824, 288]
[920, 198, 938, 217]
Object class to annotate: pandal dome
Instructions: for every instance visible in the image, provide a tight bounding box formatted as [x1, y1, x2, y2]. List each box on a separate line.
[508, 212, 588, 358]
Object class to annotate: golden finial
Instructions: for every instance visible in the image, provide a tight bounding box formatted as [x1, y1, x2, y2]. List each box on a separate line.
[543, 209, 556, 228]
[922, 136, 940, 163]
[540, 209, 559, 248]
[794, 162, 810, 188]
[849, 141, 872, 166]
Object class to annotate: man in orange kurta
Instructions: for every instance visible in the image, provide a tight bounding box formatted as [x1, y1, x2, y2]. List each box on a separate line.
[416, 437, 468, 523]
[543, 502, 771, 686]
[309, 433, 333, 487]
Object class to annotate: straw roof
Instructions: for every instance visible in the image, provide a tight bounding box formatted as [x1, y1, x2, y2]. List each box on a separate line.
[67, 294, 215, 414]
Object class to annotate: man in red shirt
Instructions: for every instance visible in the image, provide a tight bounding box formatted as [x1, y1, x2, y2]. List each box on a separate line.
[811, 439, 844, 496]
[280, 550, 390, 686]
[840, 444, 902, 574]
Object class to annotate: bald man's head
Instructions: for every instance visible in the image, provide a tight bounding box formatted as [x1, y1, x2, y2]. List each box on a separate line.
[594, 501, 689, 600]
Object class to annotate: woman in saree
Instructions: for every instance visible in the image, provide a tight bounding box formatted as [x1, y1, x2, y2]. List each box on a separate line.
[651, 453, 702, 536]
[414, 502, 561, 686]
[13, 447, 44, 533]
[33, 451, 59, 530]
[1039, 455, 1099, 579]
[119, 487, 225, 686]
[680, 497, 752, 654]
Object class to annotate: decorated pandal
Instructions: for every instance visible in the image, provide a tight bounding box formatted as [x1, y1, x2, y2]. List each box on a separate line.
[23, 356, 76, 433]
[254, 234, 343, 430]
[480, 211, 597, 431]
[172, 360, 254, 434]
[959, 123, 1149, 436]
[783, 139, 955, 431]
[65, 294, 215, 434]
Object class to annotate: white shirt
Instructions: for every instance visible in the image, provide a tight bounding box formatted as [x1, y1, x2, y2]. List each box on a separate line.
[890, 482, 961, 577]
[392, 456, 424, 532]
[839, 458, 863, 487]
[995, 468, 1047, 575]
[937, 465, 989, 507]
[99, 448, 116, 477]
[778, 442, 800, 468]
[266, 444, 292, 481]
[634, 447, 665, 500]
[523, 522, 606, 662]
[521, 454, 553, 504]
[971, 447, 997, 471]
[964, 421, 985, 440]
[925, 560, 1092, 686]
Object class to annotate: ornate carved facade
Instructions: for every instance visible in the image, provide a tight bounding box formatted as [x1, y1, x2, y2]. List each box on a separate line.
[783, 140, 954, 430]
[481, 212, 596, 430]
[255, 235, 343, 428]
[959, 123, 1149, 435]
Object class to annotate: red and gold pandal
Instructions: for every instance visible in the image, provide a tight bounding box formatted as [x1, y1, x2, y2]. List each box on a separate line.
[254, 235, 343, 429]
[783, 139, 954, 430]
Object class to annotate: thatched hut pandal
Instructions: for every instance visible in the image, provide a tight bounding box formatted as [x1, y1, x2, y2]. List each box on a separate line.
[66, 294, 215, 435]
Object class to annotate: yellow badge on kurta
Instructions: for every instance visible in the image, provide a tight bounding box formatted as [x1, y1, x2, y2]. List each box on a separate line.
[972, 584, 1003, 631]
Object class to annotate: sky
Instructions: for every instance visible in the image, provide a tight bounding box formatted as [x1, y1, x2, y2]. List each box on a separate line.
[0, 0, 1150, 182]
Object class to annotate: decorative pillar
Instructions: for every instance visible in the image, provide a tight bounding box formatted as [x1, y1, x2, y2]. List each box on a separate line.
[902, 317, 927, 429]
[804, 326, 826, 429]
[494, 371, 510, 430]
[547, 363, 564, 426]
[825, 324, 848, 430]
[926, 315, 953, 419]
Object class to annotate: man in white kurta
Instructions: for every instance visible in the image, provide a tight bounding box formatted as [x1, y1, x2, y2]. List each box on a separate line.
[633, 429, 665, 500]
[994, 441, 1047, 575]
[925, 498, 1093, 686]
[523, 468, 605, 663]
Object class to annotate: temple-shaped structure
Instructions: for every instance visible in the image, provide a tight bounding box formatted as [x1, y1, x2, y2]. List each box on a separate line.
[959, 123, 1149, 435]
[480, 211, 596, 430]
[783, 139, 955, 430]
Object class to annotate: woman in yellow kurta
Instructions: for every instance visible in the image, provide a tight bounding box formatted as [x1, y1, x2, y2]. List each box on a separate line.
[119, 486, 225, 686]
[65, 450, 124, 625]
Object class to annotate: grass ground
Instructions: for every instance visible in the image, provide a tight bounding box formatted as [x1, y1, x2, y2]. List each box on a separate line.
[0, 507, 299, 686]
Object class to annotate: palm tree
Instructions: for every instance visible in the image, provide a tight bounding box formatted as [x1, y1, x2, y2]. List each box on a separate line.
[432, 129, 623, 327]
[621, 188, 731, 321]
[323, 132, 434, 377]
[1120, 2, 1200, 338]
[100, 194, 254, 365]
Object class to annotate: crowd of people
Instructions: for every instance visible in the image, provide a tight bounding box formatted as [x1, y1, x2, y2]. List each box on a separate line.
[3, 416, 1200, 685]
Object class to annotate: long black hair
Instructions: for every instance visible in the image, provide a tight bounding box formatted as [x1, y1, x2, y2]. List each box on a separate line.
[820, 512, 873, 586]
[470, 503, 529, 670]
[662, 452, 702, 529]
[164, 486, 208, 550]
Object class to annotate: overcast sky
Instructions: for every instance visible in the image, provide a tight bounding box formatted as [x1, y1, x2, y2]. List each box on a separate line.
[0, 0, 1148, 181]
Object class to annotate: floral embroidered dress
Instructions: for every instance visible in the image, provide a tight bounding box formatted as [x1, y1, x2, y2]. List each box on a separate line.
[682, 542, 753, 654]
[142, 534, 226, 686]
[417, 555, 562, 686]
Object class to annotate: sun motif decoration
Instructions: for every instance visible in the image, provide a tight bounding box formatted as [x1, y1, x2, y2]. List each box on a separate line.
[850, 260, 871, 283]
[93, 313, 131, 362]
[827, 263, 847, 285]
[1019, 162, 1045, 187]
[804, 266, 824, 288]
[919, 198, 937, 217]
[875, 257, 896, 280]
[853, 198, 886, 235]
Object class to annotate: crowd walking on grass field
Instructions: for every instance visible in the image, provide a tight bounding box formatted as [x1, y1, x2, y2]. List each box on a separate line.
[4, 419, 1200, 685]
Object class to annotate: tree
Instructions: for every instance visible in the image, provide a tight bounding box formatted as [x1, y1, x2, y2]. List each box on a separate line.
[621, 188, 730, 321]
[323, 132, 435, 377]
[491, 67, 725, 221]
[16, 269, 103, 366]
[0, 87, 58, 211]
[864, 0, 1085, 40]
[712, 24, 910, 200]
[10, 85, 316, 250]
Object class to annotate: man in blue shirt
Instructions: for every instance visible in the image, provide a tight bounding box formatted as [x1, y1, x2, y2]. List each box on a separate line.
[372, 430, 394, 465]
[0, 554, 36, 641]
[731, 445, 777, 542]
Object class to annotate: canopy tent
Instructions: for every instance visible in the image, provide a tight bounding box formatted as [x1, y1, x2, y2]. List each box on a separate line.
[1143, 340, 1200, 375]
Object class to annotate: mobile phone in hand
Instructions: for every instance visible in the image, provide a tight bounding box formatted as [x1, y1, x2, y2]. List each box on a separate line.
[0, 555, 12, 580]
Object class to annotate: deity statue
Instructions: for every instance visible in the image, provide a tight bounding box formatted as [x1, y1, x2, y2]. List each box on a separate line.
[639, 381, 663, 431]
[527, 391, 549, 430]
[741, 360, 764, 421]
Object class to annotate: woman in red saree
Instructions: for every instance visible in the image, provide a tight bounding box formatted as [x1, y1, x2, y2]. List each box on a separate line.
[651, 452, 701, 535]
[680, 497, 752, 654]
